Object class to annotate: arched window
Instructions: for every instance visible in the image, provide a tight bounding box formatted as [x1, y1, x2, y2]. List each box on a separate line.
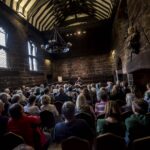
[28, 41, 38, 71]
[0, 27, 7, 68]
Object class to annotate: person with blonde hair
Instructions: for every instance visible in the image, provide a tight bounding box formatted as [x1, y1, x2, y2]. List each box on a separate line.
[41, 95, 59, 118]
[76, 94, 95, 119]
[97, 101, 125, 137]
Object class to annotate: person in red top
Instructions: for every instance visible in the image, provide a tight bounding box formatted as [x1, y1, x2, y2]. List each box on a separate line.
[8, 103, 47, 149]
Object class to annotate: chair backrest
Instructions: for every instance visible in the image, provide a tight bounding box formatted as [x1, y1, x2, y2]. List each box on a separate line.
[121, 111, 133, 120]
[40, 110, 55, 130]
[97, 113, 105, 120]
[61, 136, 91, 150]
[54, 101, 63, 114]
[131, 136, 150, 150]
[2, 132, 24, 150]
[75, 112, 95, 130]
[95, 133, 126, 150]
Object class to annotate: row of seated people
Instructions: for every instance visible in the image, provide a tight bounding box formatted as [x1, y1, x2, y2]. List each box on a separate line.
[0, 81, 150, 149]
[0, 98, 150, 150]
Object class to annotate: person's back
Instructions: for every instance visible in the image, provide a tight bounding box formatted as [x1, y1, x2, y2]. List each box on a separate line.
[41, 104, 59, 117]
[8, 103, 46, 148]
[97, 101, 125, 137]
[53, 101, 94, 143]
[55, 88, 69, 102]
[24, 95, 40, 115]
[125, 99, 150, 142]
[54, 118, 94, 143]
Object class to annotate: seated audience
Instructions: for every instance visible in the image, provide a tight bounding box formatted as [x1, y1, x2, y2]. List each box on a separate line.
[24, 95, 40, 115]
[95, 90, 108, 116]
[8, 103, 47, 149]
[97, 101, 125, 137]
[40, 95, 59, 118]
[0, 92, 10, 116]
[122, 92, 135, 112]
[144, 83, 150, 111]
[0, 100, 8, 138]
[125, 99, 150, 143]
[106, 81, 113, 95]
[76, 93, 95, 119]
[82, 88, 93, 105]
[75, 76, 83, 85]
[53, 101, 94, 143]
[12, 144, 34, 150]
[110, 85, 125, 102]
[55, 88, 69, 102]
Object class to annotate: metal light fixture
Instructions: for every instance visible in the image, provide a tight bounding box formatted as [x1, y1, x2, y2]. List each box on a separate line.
[41, 28, 72, 54]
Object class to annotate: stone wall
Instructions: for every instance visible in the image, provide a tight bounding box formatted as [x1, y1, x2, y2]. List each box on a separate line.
[112, 0, 150, 73]
[0, 3, 51, 89]
[52, 54, 114, 83]
[111, 0, 150, 91]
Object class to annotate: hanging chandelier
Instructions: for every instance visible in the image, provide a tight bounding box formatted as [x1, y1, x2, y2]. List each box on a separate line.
[41, 28, 72, 54]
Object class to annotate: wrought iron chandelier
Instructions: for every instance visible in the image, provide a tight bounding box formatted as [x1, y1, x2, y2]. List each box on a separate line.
[41, 28, 72, 54]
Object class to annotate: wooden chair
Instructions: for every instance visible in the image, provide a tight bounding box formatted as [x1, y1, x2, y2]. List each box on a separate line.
[97, 113, 105, 120]
[1, 132, 24, 150]
[146, 112, 150, 117]
[95, 133, 126, 150]
[131, 136, 150, 150]
[40, 110, 55, 132]
[75, 112, 95, 130]
[61, 136, 91, 150]
[121, 111, 133, 120]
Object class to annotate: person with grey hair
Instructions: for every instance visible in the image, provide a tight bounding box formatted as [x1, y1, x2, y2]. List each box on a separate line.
[53, 101, 94, 143]
[0, 92, 10, 116]
[122, 93, 135, 112]
[12, 144, 34, 150]
[125, 99, 150, 143]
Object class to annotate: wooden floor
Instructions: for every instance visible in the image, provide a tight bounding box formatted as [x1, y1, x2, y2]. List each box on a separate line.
[48, 143, 61, 150]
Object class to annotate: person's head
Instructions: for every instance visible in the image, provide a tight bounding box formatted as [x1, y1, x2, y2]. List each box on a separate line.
[13, 144, 34, 150]
[146, 83, 150, 90]
[28, 95, 36, 105]
[100, 91, 108, 101]
[132, 99, 148, 114]
[4, 88, 10, 94]
[97, 88, 107, 101]
[76, 94, 87, 109]
[11, 94, 21, 104]
[59, 88, 64, 94]
[77, 76, 81, 80]
[105, 101, 121, 119]
[9, 103, 23, 119]
[0, 100, 4, 114]
[107, 81, 113, 87]
[34, 87, 40, 95]
[0, 92, 8, 103]
[96, 82, 101, 89]
[126, 93, 135, 106]
[62, 101, 75, 121]
[44, 87, 49, 94]
[111, 85, 119, 95]
[41, 95, 51, 105]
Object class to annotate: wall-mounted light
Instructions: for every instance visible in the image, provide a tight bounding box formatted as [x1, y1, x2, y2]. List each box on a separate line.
[77, 31, 81, 35]
[66, 30, 87, 37]
[112, 50, 116, 58]
[45, 59, 51, 65]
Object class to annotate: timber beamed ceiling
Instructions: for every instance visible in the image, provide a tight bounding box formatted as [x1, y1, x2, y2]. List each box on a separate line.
[0, 0, 117, 31]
